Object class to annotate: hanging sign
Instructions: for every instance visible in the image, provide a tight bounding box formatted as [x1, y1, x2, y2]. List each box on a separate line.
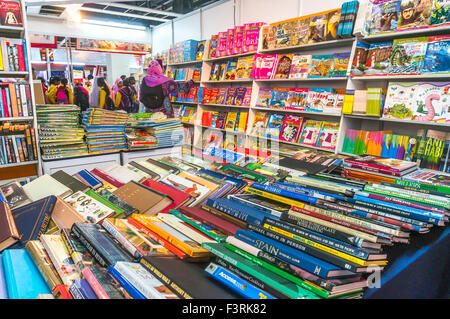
[76, 38, 151, 55]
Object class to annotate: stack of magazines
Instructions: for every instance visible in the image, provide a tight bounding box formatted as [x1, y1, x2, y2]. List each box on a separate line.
[37, 105, 88, 160]
[82, 109, 129, 154]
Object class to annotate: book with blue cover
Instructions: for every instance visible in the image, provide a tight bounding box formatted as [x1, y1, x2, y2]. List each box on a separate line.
[263, 113, 285, 139]
[2, 249, 51, 299]
[423, 35, 450, 74]
[108, 265, 145, 299]
[0, 254, 7, 299]
[69, 278, 98, 299]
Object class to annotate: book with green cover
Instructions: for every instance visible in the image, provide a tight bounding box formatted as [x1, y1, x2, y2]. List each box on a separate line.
[85, 190, 125, 218]
[202, 242, 321, 299]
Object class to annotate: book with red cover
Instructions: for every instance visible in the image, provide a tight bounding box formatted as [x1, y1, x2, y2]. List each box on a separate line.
[343, 156, 417, 173]
[141, 179, 193, 213]
[180, 206, 243, 236]
[90, 169, 125, 188]
[0, 1, 23, 27]
[16, 44, 25, 72]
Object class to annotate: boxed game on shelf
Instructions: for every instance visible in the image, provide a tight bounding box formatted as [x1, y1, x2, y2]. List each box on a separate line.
[37, 105, 88, 160]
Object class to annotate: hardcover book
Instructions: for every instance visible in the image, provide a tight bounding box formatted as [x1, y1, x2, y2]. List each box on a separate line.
[22, 174, 72, 202]
[141, 179, 193, 212]
[0, 201, 19, 252]
[160, 174, 211, 207]
[397, 0, 433, 30]
[0, 0, 23, 27]
[64, 191, 116, 224]
[0, 181, 31, 209]
[250, 111, 269, 137]
[50, 170, 91, 194]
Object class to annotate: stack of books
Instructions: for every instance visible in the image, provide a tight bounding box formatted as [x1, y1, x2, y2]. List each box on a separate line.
[37, 105, 88, 160]
[82, 109, 129, 154]
[0, 150, 448, 299]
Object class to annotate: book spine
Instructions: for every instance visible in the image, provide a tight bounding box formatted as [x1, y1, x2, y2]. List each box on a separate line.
[233, 230, 334, 279]
[204, 262, 275, 299]
[169, 210, 225, 242]
[102, 219, 142, 260]
[30, 127, 38, 160]
[264, 217, 369, 260]
[81, 267, 110, 299]
[139, 258, 193, 299]
[343, 159, 402, 173]
[114, 263, 164, 299]
[228, 196, 282, 218]
[343, 162, 403, 177]
[250, 183, 318, 204]
[200, 204, 248, 229]
[390, 180, 450, 196]
[207, 199, 264, 225]
[68, 283, 84, 299]
[107, 266, 145, 299]
[127, 217, 188, 259]
[71, 224, 109, 268]
[247, 223, 365, 272]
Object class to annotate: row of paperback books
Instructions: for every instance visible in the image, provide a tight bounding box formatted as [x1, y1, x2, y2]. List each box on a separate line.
[201, 110, 248, 133]
[0, 149, 448, 299]
[253, 52, 351, 79]
[208, 23, 264, 59]
[0, 80, 32, 118]
[0, 123, 37, 165]
[209, 55, 254, 81]
[0, 37, 28, 72]
[250, 112, 340, 151]
[256, 87, 344, 114]
[166, 65, 201, 82]
[351, 35, 449, 76]
[261, 2, 358, 50]
[367, 0, 449, 35]
[342, 128, 450, 172]
[169, 39, 204, 64]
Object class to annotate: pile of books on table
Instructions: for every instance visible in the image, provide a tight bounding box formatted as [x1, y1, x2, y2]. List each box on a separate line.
[82, 109, 129, 154]
[37, 105, 88, 160]
[0, 149, 448, 299]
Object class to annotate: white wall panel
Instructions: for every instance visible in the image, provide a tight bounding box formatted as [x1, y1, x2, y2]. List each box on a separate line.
[299, 0, 347, 15]
[201, 0, 236, 40]
[240, 0, 300, 25]
[173, 12, 201, 43]
[152, 22, 173, 55]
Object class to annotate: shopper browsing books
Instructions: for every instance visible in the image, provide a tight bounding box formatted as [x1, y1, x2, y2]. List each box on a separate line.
[89, 77, 115, 110]
[74, 83, 90, 112]
[112, 77, 124, 97]
[57, 78, 74, 105]
[46, 76, 61, 104]
[140, 60, 193, 117]
[115, 78, 138, 113]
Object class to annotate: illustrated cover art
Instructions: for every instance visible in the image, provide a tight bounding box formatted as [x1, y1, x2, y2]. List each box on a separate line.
[263, 113, 285, 139]
[298, 120, 323, 145]
[233, 87, 247, 106]
[225, 112, 238, 131]
[429, 0, 450, 25]
[223, 134, 237, 152]
[292, 18, 310, 46]
[269, 88, 289, 108]
[289, 54, 311, 79]
[330, 52, 351, 77]
[369, 0, 401, 34]
[242, 87, 252, 106]
[216, 88, 228, 105]
[0, 0, 23, 27]
[250, 112, 269, 136]
[351, 41, 370, 76]
[365, 41, 393, 75]
[195, 41, 205, 60]
[223, 59, 238, 81]
[203, 131, 223, 149]
[325, 9, 341, 41]
[256, 88, 273, 107]
[315, 121, 340, 149]
[273, 20, 296, 48]
[389, 37, 428, 75]
[252, 54, 278, 79]
[306, 13, 327, 43]
[308, 54, 333, 78]
[423, 35, 450, 74]
[0, 181, 31, 209]
[225, 88, 237, 105]
[64, 191, 115, 224]
[235, 55, 254, 79]
[398, 0, 433, 30]
[279, 115, 303, 143]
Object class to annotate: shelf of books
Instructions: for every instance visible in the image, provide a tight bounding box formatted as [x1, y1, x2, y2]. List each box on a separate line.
[0, 0, 41, 182]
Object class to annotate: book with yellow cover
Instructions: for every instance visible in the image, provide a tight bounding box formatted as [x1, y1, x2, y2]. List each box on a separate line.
[131, 214, 211, 258]
[40, 234, 80, 286]
[225, 112, 238, 131]
[237, 112, 248, 133]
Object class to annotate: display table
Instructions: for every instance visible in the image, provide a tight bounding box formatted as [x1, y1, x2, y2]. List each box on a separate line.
[121, 146, 182, 164]
[41, 152, 122, 175]
[364, 227, 449, 299]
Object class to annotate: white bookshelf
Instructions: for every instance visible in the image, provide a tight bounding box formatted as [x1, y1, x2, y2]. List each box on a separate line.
[0, 0, 42, 180]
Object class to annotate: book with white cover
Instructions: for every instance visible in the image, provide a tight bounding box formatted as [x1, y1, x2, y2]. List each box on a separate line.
[103, 164, 145, 184]
[23, 174, 72, 201]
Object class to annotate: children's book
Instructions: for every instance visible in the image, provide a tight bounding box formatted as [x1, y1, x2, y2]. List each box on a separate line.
[225, 88, 237, 105]
[203, 131, 223, 149]
[252, 54, 278, 79]
[429, 0, 450, 25]
[234, 88, 247, 106]
[250, 112, 269, 136]
[307, 54, 333, 78]
[423, 35, 450, 74]
[216, 88, 228, 105]
[237, 112, 249, 133]
[289, 55, 311, 79]
[236, 55, 254, 80]
[330, 52, 351, 77]
[315, 121, 340, 150]
[209, 35, 219, 59]
[269, 88, 289, 108]
[273, 20, 296, 48]
[279, 115, 303, 143]
[216, 112, 228, 129]
[233, 26, 245, 55]
[273, 54, 293, 79]
[298, 120, 323, 145]
[351, 41, 370, 76]
[398, 0, 433, 30]
[389, 37, 428, 75]
[181, 106, 195, 122]
[210, 112, 220, 128]
[365, 41, 393, 75]
[223, 134, 237, 152]
[263, 113, 285, 139]
[305, 88, 332, 112]
[196, 41, 206, 61]
[223, 59, 238, 80]
[325, 9, 342, 41]
[202, 111, 214, 126]
[306, 13, 327, 43]
[210, 88, 220, 105]
[256, 88, 273, 107]
[242, 88, 252, 106]
[226, 28, 235, 56]
[369, 0, 401, 34]
[225, 112, 238, 131]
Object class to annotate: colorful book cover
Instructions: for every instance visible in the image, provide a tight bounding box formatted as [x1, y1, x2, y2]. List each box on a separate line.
[226, 28, 235, 56]
[233, 26, 244, 55]
[242, 87, 252, 106]
[225, 88, 237, 105]
[237, 112, 249, 133]
[369, 0, 401, 34]
[252, 53, 278, 79]
[279, 115, 303, 143]
[263, 113, 285, 139]
[216, 88, 228, 105]
[273, 54, 293, 79]
[398, 0, 433, 30]
[209, 35, 218, 59]
[195, 40, 206, 61]
[315, 121, 340, 150]
[429, 0, 450, 25]
[225, 112, 238, 131]
[389, 37, 428, 75]
[0, 0, 23, 27]
[223, 134, 237, 152]
[209, 88, 220, 105]
[298, 120, 323, 145]
[269, 88, 289, 108]
[215, 112, 228, 129]
[256, 88, 273, 107]
[250, 112, 269, 136]
[351, 41, 370, 76]
[364, 41, 393, 75]
[306, 13, 327, 43]
[223, 59, 238, 81]
[289, 55, 311, 79]
[64, 191, 115, 224]
[308, 54, 333, 78]
[325, 9, 341, 41]
[330, 52, 351, 77]
[234, 87, 247, 106]
[203, 130, 223, 150]
[423, 35, 450, 74]
[236, 55, 254, 80]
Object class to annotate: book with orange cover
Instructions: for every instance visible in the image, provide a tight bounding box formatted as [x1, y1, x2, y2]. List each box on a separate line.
[131, 214, 211, 258]
[8, 83, 18, 117]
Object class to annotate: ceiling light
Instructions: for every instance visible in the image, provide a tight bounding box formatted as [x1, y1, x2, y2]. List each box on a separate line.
[82, 18, 147, 31]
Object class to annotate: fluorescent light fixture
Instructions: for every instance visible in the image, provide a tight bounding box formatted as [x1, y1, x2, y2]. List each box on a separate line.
[31, 61, 86, 66]
[82, 19, 147, 31]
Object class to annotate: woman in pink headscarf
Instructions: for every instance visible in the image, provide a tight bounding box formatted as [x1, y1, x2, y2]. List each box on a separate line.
[112, 78, 124, 98]
[140, 59, 193, 117]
